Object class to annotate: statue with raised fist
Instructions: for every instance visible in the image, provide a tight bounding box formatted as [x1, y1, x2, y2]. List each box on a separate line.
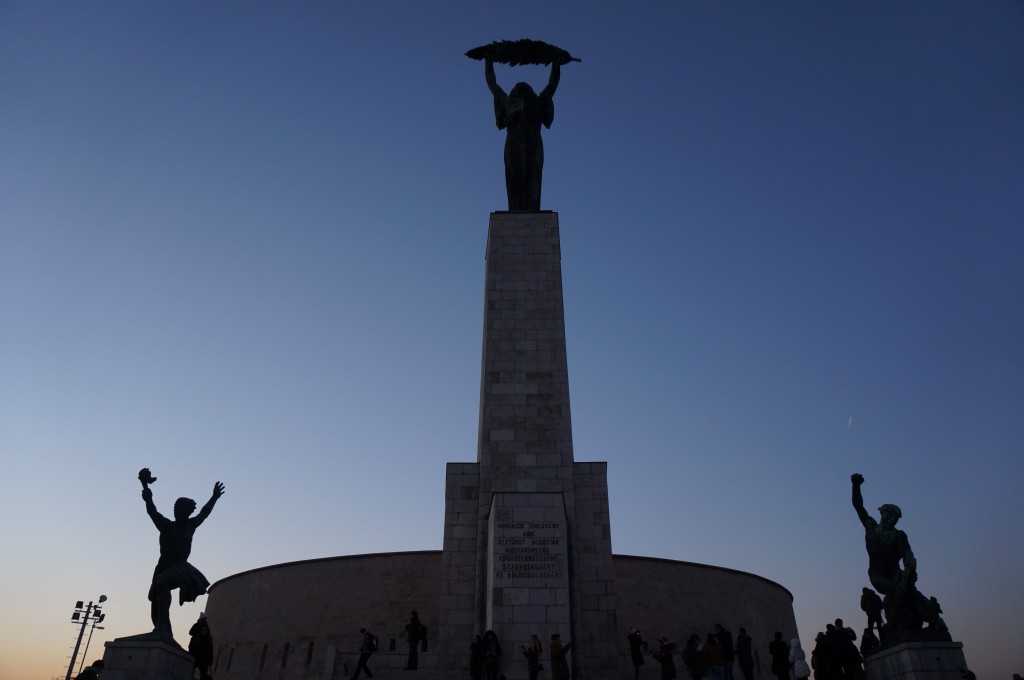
[850, 473, 948, 646]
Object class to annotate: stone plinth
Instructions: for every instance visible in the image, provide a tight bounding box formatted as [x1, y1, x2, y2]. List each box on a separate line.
[435, 212, 619, 678]
[864, 641, 967, 680]
[102, 634, 195, 680]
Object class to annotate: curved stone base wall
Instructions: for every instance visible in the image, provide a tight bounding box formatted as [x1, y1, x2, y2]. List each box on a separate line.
[205, 551, 796, 680]
[615, 555, 798, 664]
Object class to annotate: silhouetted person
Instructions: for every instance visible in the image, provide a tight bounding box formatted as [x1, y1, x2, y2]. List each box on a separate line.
[811, 632, 828, 680]
[404, 610, 425, 669]
[836, 630, 861, 680]
[705, 633, 725, 680]
[521, 634, 542, 680]
[629, 628, 647, 680]
[188, 614, 213, 680]
[353, 627, 377, 679]
[651, 637, 678, 680]
[821, 625, 841, 680]
[715, 625, 736, 680]
[683, 634, 707, 680]
[484, 58, 559, 211]
[549, 633, 572, 680]
[823, 623, 860, 680]
[139, 468, 224, 635]
[834, 619, 856, 642]
[483, 629, 503, 680]
[470, 635, 485, 680]
[859, 588, 884, 633]
[736, 628, 755, 680]
[769, 632, 790, 680]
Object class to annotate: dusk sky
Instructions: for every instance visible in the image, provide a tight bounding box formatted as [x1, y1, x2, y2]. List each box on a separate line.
[2, 3, 1022, 679]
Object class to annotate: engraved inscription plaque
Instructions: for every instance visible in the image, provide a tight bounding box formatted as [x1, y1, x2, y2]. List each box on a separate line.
[486, 493, 571, 639]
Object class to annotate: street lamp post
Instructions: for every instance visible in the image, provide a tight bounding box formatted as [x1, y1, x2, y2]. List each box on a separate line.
[66, 595, 107, 680]
[77, 610, 107, 675]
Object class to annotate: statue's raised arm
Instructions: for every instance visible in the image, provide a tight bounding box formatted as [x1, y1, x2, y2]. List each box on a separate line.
[851, 473, 874, 527]
[540, 61, 560, 101]
[192, 481, 225, 527]
[484, 58, 504, 99]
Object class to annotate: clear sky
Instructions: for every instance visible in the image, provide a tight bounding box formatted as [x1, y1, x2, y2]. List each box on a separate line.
[2, 2, 1022, 679]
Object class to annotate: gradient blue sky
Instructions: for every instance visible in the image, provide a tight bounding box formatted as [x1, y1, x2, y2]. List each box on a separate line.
[2, 3, 1022, 679]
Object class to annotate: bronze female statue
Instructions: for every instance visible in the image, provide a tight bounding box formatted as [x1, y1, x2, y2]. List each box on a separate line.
[467, 40, 579, 211]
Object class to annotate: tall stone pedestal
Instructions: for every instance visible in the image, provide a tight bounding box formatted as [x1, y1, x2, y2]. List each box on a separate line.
[102, 634, 195, 680]
[864, 642, 967, 680]
[435, 212, 620, 679]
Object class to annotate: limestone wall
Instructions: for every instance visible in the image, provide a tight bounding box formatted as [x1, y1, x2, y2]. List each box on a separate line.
[205, 552, 442, 679]
[615, 554, 798, 672]
[205, 551, 795, 680]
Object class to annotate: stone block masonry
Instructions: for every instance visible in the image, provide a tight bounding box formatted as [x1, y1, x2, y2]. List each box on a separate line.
[436, 212, 619, 679]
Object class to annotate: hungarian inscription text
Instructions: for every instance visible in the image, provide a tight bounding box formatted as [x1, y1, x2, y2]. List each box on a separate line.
[494, 520, 565, 581]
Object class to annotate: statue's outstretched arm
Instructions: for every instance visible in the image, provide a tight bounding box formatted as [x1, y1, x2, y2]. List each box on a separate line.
[485, 59, 504, 97]
[540, 62, 560, 99]
[194, 481, 225, 526]
[142, 487, 165, 528]
[851, 473, 872, 527]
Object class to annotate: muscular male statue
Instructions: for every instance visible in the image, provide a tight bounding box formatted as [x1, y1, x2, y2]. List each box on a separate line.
[140, 468, 225, 635]
[485, 58, 560, 211]
[850, 473, 948, 644]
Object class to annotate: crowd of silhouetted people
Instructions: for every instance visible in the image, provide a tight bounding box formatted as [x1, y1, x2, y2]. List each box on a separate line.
[808, 619, 864, 680]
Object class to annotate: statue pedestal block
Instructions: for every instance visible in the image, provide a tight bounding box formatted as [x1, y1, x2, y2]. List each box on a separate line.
[434, 212, 620, 678]
[864, 641, 967, 680]
[101, 633, 195, 680]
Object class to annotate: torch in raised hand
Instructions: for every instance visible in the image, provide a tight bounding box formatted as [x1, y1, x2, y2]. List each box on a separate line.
[138, 468, 157, 490]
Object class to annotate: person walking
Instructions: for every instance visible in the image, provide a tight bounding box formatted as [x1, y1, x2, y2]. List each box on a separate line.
[353, 627, 377, 680]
